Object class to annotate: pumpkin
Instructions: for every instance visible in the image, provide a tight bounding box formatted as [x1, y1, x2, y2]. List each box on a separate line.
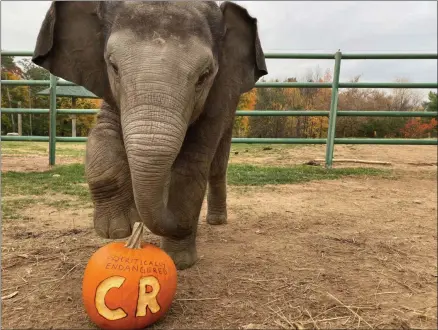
[82, 222, 177, 330]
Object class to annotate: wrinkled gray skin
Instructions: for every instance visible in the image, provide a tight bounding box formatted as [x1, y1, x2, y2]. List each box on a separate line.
[32, 1, 267, 270]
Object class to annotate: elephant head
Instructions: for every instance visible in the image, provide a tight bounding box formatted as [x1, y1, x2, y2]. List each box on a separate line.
[32, 1, 267, 239]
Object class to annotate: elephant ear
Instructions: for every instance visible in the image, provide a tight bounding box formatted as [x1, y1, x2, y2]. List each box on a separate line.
[220, 1, 268, 94]
[32, 1, 108, 99]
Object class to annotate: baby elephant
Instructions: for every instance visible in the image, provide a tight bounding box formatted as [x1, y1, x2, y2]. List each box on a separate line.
[32, 1, 268, 269]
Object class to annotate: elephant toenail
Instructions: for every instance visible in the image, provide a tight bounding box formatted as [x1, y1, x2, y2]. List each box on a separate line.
[110, 228, 131, 239]
[95, 228, 109, 238]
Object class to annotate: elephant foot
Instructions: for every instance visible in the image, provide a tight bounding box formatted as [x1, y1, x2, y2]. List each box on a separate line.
[93, 202, 140, 239]
[206, 212, 227, 225]
[160, 235, 197, 270]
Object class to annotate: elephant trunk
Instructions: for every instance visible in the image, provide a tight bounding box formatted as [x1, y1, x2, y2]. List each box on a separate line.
[120, 81, 190, 238]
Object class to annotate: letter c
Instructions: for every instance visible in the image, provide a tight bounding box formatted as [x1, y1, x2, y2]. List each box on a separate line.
[95, 276, 127, 320]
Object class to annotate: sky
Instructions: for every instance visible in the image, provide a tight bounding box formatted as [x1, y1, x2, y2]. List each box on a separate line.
[1, 1, 437, 98]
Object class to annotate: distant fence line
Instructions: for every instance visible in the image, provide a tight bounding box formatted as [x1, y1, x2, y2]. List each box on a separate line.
[1, 50, 437, 168]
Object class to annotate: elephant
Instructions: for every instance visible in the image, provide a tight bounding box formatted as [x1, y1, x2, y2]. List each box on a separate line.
[32, 1, 268, 270]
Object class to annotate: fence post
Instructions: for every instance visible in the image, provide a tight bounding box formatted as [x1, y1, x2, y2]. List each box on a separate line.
[325, 50, 342, 168]
[17, 101, 22, 136]
[49, 74, 57, 166]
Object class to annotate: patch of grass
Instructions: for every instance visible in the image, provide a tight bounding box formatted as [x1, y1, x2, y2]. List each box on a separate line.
[2, 163, 90, 221]
[1, 142, 49, 155]
[46, 199, 86, 209]
[2, 164, 90, 200]
[2, 163, 391, 200]
[227, 164, 391, 186]
[56, 142, 86, 157]
[229, 144, 310, 158]
[1, 163, 390, 220]
[1, 141, 86, 157]
[231, 144, 307, 152]
[1, 198, 38, 220]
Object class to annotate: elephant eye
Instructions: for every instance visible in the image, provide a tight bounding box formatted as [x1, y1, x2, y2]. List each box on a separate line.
[196, 68, 211, 88]
[110, 61, 119, 75]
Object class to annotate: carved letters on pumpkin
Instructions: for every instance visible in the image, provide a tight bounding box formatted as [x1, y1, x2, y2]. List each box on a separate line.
[136, 276, 161, 317]
[95, 275, 161, 320]
[95, 276, 128, 320]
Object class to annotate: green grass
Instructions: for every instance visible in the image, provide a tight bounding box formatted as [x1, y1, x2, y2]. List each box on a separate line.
[1, 162, 391, 220]
[56, 143, 86, 158]
[2, 163, 90, 220]
[1, 141, 86, 157]
[1, 198, 37, 220]
[230, 144, 309, 152]
[227, 164, 390, 186]
[1, 142, 49, 155]
[1, 142, 306, 158]
[2, 163, 90, 199]
[2, 163, 390, 198]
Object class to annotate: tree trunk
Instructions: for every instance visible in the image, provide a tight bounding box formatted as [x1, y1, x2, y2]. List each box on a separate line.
[17, 102, 22, 136]
[6, 88, 15, 132]
[28, 87, 33, 136]
[72, 97, 77, 137]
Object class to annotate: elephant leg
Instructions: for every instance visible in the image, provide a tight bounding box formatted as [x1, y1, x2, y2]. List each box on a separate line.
[159, 136, 216, 269]
[160, 165, 206, 269]
[161, 226, 198, 270]
[160, 125, 233, 269]
[206, 125, 233, 225]
[85, 107, 140, 239]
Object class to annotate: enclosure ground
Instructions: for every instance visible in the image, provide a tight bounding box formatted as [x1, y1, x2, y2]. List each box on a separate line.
[1, 142, 437, 172]
[1, 143, 437, 329]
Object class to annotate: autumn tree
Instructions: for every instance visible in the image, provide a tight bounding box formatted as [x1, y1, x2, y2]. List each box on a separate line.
[17, 58, 51, 135]
[301, 69, 332, 138]
[390, 78, 422, 111]
[400, 118, 437, 138]
[248, 80, 291, 138]
[246, 68, 334, 139]
[56, 97, 100, 136]
[233, 88, 257, 137]
[1, 56, 100, 136]
[335, 76, 425, 138]
[1, 56, 26, 134]
[399, 91, 438, 138]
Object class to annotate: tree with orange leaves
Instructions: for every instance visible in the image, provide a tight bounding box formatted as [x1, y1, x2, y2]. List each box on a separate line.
[233, 88, 257, 137]
[400, 118, 437, 138]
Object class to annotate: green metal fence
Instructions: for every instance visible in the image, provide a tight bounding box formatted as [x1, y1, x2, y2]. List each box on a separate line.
[1, 50, 437, 168]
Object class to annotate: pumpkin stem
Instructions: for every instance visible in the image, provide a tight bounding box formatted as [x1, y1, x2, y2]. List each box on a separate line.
[125, 222, 145, 249]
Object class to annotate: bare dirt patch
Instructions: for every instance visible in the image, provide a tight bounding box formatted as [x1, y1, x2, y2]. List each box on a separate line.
[2, 144, 437, 173]
[19, 202, 93, 231]
[230, 144, 438, 171]
[1, 155, 83, 172]
[1, 142, 85, 172]
[2, 170, 437, 329]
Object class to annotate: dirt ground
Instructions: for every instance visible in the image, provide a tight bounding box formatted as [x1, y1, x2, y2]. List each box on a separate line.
[1, 144, 437, 329]
[1, 144, 437, 172]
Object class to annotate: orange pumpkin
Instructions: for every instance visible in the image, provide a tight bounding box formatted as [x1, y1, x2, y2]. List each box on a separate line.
[82, 222, 177, 330]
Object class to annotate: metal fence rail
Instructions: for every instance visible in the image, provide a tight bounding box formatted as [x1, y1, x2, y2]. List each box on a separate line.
[1, 50, 437, 168]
